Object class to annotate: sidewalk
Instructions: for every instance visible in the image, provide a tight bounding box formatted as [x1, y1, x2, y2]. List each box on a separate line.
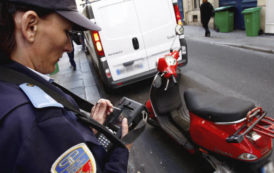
[50, 44, 101, 104]
[184, 25, 274, 54]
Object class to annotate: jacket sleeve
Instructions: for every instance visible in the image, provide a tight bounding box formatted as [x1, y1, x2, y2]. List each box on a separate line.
[0, 103, 35, 172]
[103, 147, 129, 173]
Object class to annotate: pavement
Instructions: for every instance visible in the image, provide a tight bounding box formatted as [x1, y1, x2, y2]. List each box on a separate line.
[50, 44, 100, 104]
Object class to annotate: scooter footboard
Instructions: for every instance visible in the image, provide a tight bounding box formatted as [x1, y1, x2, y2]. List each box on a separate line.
[157, 115, 194, 152]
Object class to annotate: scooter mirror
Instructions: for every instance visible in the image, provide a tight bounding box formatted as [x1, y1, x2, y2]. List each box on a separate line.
[175, 24, 184, 35]
[152, 74, 162, 88]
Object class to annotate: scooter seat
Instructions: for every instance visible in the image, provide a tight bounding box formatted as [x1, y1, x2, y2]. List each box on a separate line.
[184, 89, 255, 122]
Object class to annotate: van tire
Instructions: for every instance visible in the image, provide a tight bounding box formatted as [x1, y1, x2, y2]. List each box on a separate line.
[87, 54, 112, 96]
[101, 80, 116, 94]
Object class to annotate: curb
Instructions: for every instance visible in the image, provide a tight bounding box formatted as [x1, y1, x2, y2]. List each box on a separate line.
[185, 37, 274, 54]
[224, 43, 274, 54]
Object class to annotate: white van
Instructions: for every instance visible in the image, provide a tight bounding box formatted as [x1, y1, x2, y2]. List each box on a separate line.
[82, 0, 188, 89]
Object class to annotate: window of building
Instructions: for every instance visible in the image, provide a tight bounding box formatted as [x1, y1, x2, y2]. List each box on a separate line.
[194, 0, 200, 9]
[193, 15, 198, 22]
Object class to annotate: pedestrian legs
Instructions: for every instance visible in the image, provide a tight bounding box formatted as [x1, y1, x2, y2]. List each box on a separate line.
[67, 48, 76, 71]
[203, 22, 210, 37]
[80, 32, 87, 52]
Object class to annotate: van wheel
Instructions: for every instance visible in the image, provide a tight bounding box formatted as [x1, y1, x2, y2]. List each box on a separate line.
[102, 81, 116, 94]
[88, 54, 117, 95]
[87, 57, 112, 96]
[180, 38, 188, 66]
[96, 68, 117, 94]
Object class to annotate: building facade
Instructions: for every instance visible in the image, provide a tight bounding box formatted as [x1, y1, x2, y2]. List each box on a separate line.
[257, 0, 265, 32]
[76, 0, 272, 33]
[181, 0, 219, 28]
[181, 0, 273, 33]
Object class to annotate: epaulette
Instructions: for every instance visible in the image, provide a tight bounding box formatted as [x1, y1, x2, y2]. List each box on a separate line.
[19, 83, 63, 109]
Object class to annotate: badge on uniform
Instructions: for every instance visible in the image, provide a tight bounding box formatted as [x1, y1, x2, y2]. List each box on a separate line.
[51, 143, 97, 173]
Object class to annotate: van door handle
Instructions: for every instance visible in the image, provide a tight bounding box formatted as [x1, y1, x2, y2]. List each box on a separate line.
[123, 61, 134, 67]
[132, 37, 139, 50]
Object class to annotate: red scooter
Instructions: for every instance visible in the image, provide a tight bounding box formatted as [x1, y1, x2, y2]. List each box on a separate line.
[146, 25, 274, 173]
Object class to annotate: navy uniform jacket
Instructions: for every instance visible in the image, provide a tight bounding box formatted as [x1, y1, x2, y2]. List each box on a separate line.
[0, 60, 128, 173]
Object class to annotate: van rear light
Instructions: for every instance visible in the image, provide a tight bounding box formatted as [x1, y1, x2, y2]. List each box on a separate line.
[91, 31, 105, 57]
[173, 4, 182, 25]
[96, 42, 103, 52]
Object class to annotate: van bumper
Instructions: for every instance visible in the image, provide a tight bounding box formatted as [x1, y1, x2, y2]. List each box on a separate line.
[108, 69, 157, 89]
[105, 59, 186, 89]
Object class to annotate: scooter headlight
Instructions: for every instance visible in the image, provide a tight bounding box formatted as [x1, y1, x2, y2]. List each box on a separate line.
[238, 153, 258, 161]
[165, 56, 176, 66]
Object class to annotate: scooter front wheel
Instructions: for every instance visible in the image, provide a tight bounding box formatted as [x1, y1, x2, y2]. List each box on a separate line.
[202, 153, 232, 173]
[259, 161, 274, 173]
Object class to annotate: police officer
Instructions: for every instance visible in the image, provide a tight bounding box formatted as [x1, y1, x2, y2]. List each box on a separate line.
[0, 0, 129, 172]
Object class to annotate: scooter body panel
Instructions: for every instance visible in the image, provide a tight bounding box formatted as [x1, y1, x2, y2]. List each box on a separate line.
[189, 112, 272, 162]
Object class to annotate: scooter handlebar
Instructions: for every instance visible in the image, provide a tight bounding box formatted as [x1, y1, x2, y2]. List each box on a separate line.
[170, 47, 182, 54]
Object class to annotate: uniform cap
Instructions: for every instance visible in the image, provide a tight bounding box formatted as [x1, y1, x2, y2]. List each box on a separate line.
[8, 0, 101, 31]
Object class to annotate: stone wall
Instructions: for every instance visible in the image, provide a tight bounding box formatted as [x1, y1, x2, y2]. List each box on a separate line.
[258, 0, 266, 32]
[182, 0, 218, 28]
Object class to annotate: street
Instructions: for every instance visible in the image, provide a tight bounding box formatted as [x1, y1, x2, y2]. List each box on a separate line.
[185, 39, 274, 116]
[95, 38, 274, 172]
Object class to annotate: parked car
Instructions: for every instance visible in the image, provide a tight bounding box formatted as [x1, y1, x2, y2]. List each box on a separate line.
[82, 0, 188, 90]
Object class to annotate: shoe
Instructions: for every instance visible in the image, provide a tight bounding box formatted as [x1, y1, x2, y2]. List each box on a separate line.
[205, 32, 211, 37]
[73, 66, 76, 71]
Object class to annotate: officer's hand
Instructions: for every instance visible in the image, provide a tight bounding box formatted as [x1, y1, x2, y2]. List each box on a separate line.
[121, 118, 132, 150]
[90, 99, 113, 133]
[121, 118, 128, 138]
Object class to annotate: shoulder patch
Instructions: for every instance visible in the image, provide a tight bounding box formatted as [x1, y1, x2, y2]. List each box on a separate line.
[19, 83, 63, 109]
[51, 143, 97, 173]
